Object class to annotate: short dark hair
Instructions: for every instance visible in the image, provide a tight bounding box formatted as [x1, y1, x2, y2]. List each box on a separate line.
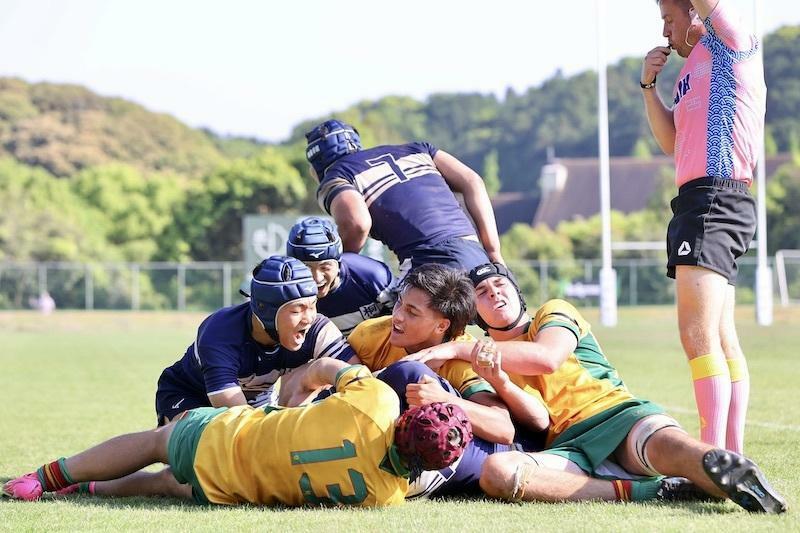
[401, 264, 476, 340]
[656, 0, 692, 8]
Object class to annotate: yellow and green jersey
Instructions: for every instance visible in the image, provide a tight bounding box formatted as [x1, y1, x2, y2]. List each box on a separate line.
[193, 365, 409, 506]
[507, 299, 635, 445]
[348, 316, 493, 399]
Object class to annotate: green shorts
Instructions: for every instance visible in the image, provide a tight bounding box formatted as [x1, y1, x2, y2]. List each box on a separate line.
[541, 399, 665, 476]
[167, 406, 227, 504]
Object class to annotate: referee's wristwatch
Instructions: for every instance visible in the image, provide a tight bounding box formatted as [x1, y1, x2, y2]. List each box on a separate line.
[640, 77, 657, 89]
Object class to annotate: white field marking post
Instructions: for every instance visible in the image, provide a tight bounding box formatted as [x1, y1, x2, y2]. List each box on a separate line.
[597, 0, 617, 327]
[754, 0, 773, 325]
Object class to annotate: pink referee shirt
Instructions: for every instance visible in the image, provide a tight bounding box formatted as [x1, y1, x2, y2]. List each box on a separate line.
[672, 1, 766, 188]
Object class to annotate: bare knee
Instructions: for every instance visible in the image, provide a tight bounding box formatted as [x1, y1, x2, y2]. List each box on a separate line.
[156, 467, 192, 499]
[480, 452, 525, 500]
[719, 323, 744, 360]
[678, 320, 718, 357]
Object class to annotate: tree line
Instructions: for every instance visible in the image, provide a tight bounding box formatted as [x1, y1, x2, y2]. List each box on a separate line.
[0, 25, 798, 274]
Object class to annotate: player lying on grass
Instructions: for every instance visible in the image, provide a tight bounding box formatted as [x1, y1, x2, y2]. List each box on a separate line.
[286, 216, 397, 337]
[284, 357, 530, 499]
[346, 264, 550, 446]
[2, 358, 472, 507]
[277, 263, 547, 498]
[154, 255, 353, 425]
[404, 263, 788, 513]
[284, 357, 700, 502]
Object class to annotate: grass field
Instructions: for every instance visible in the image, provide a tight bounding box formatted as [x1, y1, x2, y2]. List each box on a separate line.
[1, 306, 798, 532]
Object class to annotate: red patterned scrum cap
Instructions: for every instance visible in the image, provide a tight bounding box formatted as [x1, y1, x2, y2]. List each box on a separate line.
[394, 402, 473, 478]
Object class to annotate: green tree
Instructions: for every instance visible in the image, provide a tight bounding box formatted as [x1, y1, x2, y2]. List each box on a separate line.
[482, 149, 501, 196]
[174, 148, 306, 261]
[766, 161, 800, 252]
[0, 158, 112, 262]
[72, 164, 186, 261]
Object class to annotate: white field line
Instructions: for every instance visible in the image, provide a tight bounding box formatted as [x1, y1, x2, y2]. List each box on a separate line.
[663, 404, 800, 432]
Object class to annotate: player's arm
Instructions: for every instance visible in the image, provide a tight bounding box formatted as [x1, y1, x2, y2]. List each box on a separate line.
[469, 343, 550, 432]
[641, 46, 676, 155]
[689, 0, 719, 20]
[405, 331, 575, 376]
[198, 343, 249, 408]
[329, 189, 372, 252]
[487, 329, 576, 376]
[207, 387, 248, 408]
[301, 357, 351, 389]
[406, 378, 515, 444]
[434, 150, 504, 265]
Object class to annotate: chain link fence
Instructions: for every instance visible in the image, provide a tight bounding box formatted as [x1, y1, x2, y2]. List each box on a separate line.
[0, 257, 772, 311]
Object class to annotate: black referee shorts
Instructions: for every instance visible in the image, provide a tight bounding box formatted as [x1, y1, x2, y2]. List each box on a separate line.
[666, 177, 756, 285]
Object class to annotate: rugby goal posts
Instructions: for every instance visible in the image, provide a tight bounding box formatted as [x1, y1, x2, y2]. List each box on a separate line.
[775, 249, 800, 307]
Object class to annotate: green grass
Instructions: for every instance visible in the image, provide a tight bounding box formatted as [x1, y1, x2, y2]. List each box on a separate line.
[1, 307, 798, 531]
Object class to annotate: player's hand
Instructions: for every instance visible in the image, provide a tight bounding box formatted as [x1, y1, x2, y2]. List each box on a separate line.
[641, 46, 671, 85]
[406, 375, 454, 406]
[470, 340, 510, 387]
[402, 343, 461, 370]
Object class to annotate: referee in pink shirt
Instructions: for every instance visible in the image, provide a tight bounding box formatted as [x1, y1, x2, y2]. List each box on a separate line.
[640, 0, 765, 453]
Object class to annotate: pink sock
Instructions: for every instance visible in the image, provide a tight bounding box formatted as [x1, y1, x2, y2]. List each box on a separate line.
[693, 375, 731, 448]
[727, 376, 750, 453]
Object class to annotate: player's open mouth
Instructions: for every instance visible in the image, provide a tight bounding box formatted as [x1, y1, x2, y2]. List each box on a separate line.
[391, 323, 403, 334]
[493, 301, 507, 310]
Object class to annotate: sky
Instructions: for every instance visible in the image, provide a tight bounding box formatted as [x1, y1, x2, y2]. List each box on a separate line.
[1, 0, 798, 142]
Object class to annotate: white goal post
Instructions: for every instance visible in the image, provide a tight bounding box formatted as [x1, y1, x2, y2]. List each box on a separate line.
[775, 249, 800, 307]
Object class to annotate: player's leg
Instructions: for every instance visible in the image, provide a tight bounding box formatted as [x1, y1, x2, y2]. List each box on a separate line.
[675, 265, 731, 447]
[479, 451, 661, 503]
[89, 467, 192, 499]
[616, 419, 787, 513]
[720, 284, 749, 453]
[3, 423, 174, 500]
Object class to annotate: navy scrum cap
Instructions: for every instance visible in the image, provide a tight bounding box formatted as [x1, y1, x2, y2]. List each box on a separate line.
[250, 255, 317, 341]
[468, 262, 527, 332]
[305, 119, 361, 178]
[286, 217, 342, 262]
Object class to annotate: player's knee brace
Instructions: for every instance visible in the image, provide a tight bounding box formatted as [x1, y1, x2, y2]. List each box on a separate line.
[626, 414, 685, 476]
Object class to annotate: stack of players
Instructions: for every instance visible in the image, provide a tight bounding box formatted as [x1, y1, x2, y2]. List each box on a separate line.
[3, 112, 787, 513]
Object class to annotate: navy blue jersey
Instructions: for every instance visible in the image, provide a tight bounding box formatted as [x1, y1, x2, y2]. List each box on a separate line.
[316, 142, 478, 262]
[157, 303, 354, 409]
[319, 252, 396, 336]
[407, 437, 516, 499]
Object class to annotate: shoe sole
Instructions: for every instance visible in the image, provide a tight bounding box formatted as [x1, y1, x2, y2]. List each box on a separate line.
[703, 449, 788, 514]
[659, 477, 722, 502]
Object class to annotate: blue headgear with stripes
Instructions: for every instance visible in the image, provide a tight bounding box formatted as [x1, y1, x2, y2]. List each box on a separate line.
[286, 217, 343, 262]
[305, 119, 362, 178]
[250, 256, 318, 341]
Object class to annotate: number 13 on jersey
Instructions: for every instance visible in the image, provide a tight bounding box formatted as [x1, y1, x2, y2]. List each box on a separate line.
[291, 440, 368, 505]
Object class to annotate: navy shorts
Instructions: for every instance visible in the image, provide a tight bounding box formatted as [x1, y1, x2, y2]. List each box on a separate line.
[155, 369, 210, 426]
[408, 237, 490, 274]
[666, 177, 756, 285]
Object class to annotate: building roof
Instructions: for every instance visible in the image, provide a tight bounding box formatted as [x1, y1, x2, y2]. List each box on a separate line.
[524, 154, 793, 229]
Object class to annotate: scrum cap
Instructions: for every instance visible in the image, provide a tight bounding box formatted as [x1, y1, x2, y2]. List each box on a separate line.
[250, 255, 317, 341]
[305, 119, 362, 177]
[468, 262, 527, 331]
[286, 217, 342, 262]
[394, 402, 473, 480]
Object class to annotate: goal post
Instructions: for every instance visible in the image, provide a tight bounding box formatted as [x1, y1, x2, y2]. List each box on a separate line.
[775, 249, 800, 307]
